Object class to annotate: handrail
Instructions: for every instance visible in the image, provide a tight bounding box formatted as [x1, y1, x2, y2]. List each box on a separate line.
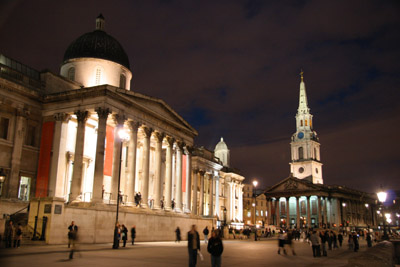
[10, 205, 29, 217]
[26, 223, 41, 240]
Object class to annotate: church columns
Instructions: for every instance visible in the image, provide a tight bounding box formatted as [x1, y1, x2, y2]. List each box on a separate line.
[153, 132, 163, 209]
[48, 113, 70, 198]
[318, 196, 323, 227]
[296, 197, 300, 229]
[192, 169, 199, 215]
[111, 114, 126, 202]
[175, 142, 183, 212]
[307, 196, 311, 228]
[70, 110, 89, 201]
[184, 149, 192, 213]
[126, 121, 139, 204]
[238, 183, 243, 221]
[164, 137, 174, 211]
[286, 197, 290, 227]
[92, 108, 109, 202]
[267, 199, 272, 225]
[209, 175, 214, 216]
[215, 176, 220, 217]
[199, 171, 205, 215]
[140, 126, 152, 208]
[276, 198, 281, 227]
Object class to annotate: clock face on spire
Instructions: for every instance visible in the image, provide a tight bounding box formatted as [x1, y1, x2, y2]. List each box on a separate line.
[297, 132, 304, 139]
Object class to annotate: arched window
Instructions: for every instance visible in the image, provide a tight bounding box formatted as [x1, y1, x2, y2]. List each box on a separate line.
[119, 74, 126, 89]
[299, 147, 304, 160]
[305, 120, 308, 126]
[95, 67, 102, 85]
[68, 67, 75, 81]
[300, 120, 303, 126]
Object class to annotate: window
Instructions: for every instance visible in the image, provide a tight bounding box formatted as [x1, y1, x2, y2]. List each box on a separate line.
[300, 120, 303, 126]
[95, 68, 102, 85]
[256, 210, 259, 216]
[68, 67, 75, 81]
[25, 124, 36, 146]
[299, 147, 304, 159]
[0, 117, 9, 139]
[18, 176, 31, 201]
[261, 210, 263, 216]
[314, 148, 317, 160]
[305, 119, 308, 126]
[247, 211, 251, 217]
[119, 74, 126, 89]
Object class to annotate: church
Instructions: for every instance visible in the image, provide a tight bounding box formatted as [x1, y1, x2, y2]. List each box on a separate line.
[0, 15, 244, 243]
[261, 73, 378, 231]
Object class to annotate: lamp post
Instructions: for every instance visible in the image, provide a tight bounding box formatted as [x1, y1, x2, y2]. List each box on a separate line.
[112, 127, 130, 249]
[377, 190, 389, 240]
[252, 180, 258, 226]
[0, 168, 6, 197]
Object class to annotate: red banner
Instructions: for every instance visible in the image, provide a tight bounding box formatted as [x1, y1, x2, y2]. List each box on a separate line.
[35, 121, 54, 197]
[104, 125, 114, 176]
[182, 154, 186, 192]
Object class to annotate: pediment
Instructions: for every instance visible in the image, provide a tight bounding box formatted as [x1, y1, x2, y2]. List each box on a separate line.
[266, 176, 322, 193]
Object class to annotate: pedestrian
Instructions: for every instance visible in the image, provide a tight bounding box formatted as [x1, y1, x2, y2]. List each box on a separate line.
[68, 221, 78, 248]
[121, 224, 128, 247]
[203, 226, 209, 244]
[348, 233, 354, 251]
[113, 222, 120, 249]
[319, 230, 328, 256]
[366, 232, 372, 247]
[310, 230, 321, 257]
[353, 233, 359, 252]
[13, 223, 22, 248]
[171, 199, 175, 210]
[327, 231, 332, 250]
[286, 230, 296, 255]
[5, 221, 14, 248]
[131, 225, 136, 245]
[332, 231, 338, 249]
[207, 230, 223, 267]
[277, 230, 287, 255]
[68, 223, 78, 259]
[188, 225, 200, 267]
[338, 232, 343, 247]
[175, 227, 181, 242]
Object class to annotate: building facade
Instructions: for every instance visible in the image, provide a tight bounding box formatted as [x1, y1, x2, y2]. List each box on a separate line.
[0, 15, 244, 243]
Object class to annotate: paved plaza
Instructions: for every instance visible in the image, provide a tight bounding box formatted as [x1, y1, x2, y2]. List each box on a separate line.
[0, 238, 368, 267]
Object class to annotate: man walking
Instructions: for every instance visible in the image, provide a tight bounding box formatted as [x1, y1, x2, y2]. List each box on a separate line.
[203, 226, 209, 244]
[207, 230, 224, 267]
[68, 221, 78, 248]
[188, 225, 200, 267]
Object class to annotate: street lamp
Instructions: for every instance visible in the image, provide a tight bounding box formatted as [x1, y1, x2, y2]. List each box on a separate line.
[252, 180, 258, 226]
[0, 168, 6, 196]
[113, 127, 130, 249]
[377, 190, 389, 240]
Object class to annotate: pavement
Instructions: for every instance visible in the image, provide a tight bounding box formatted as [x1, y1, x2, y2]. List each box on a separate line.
[0, 238, 370, 267]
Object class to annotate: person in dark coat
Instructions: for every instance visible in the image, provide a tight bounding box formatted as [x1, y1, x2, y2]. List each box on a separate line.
[188, 225, 200, 267]
[207, 230, 224, 267]
[366, 233, 372, 247]
[67, 221, 78, 248]
[338, 232, 343, 247]
[131, 225, 136, 245]
[13, 224, 22, 248]
[175, 227, 181, 242]
[5, 221, 14, 248]
[203, 226, 209, 243]
[121, 224, 128, 247]
[320, 230, 328, 256]
[353, 233, 359, 252]
[112, 223, 120, 249]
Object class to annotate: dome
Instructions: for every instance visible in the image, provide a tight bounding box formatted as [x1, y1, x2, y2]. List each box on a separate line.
[63, 15, 130, 69]
[215, 137, 228, 151]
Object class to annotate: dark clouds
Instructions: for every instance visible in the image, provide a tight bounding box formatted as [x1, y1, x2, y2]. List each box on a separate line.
[0, 0, 399, 193]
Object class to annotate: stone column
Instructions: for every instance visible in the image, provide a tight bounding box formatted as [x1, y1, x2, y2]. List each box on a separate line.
[296, 197, 300, 229]
[70, 110, 89, 201]
[48, 113, 70, 198]
[267, 198, 272, 225]
[7, 108, 28, 198]
[153, 132, 163, 209]
[286, 197, 290, 228]
[184, 149, 192, 213]
[238, 183, 243, 221]
[276, 198, 281, 227]
[126, 121, 139, 204]
[92, 108, 110, 202]
[307, 196, 311, 228]
[111, 114, 126, 202]
[324, 197, 329, 226]
[174, 142, 183, 212]
[164, 137, 174, 211]
[140, 126, 152, 208]
[209, 175, 214, 217]
[192, 169, 199, 215]
[318, 196, 323, 227]
[199, 171, 205, 215]
[336, 198, 342, 227]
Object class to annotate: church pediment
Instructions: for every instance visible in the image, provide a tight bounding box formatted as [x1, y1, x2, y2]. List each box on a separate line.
[266, 176, 323, 194]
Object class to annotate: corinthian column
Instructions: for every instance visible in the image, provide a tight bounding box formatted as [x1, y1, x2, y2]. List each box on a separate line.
[296, 197, 300, 229]
[126, 121, 139, 204]
[111, 114, 126, 202]
[164, 137, 174, 211]
[209, 176, 214, 217]
[153, 132, 164, 209]
[92, 108, 110, 202]
[307, 196, 311, 228]
[140, 126, 152, 208]
[175, 142, 183, 212]
[192, 169, 199, 215]
[199, 171, 205, 215]
[184, 148, 192, 213]
[70, 110, 89, 202]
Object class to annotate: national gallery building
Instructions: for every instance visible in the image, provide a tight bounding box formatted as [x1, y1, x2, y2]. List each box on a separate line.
[0, 15, 244, 244]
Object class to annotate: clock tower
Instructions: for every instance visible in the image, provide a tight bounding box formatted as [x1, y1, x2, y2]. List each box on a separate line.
[290, 72, 323, 184]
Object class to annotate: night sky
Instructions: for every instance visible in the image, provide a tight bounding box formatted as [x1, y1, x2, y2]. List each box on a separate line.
[1, 0, 399, 194]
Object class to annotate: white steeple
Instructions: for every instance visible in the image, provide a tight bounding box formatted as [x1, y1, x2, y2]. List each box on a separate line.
[290, 71, 323, 184]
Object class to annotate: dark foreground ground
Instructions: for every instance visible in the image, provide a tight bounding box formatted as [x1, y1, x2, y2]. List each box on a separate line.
[0, 238, 369, 267]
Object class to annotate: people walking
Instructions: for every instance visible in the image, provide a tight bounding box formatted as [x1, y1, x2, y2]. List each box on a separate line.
[286, 230, 296, 255]
[353, 233, 359, 252]
[203, 226, 209, 244]
[310, 230, 321, 257]
[338, 232, 343, 247]
[366, 232, 372, 247]
[320, 230, 328, 256]
[121, 224, 128, 247]
[68, 221, 78, 248]
[13, 224, 22, 248]
[175, 227, 181, 242]
[131, 225, 136, 245]
[188, 225, 200, 267]
[207, 230, 223, 267]
[277, 230, 287, 255]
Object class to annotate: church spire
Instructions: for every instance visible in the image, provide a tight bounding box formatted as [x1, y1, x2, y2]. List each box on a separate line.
[297, 70, 310, 115]
[96, 14, 105, 31]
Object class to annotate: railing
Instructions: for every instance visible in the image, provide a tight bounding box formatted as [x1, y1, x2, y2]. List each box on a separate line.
[26, 222, 41, 240]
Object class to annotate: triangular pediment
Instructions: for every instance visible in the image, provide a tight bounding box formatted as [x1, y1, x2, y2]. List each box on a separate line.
[266, 175, 323, 194]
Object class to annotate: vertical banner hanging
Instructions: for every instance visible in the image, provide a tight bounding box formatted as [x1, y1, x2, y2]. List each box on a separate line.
[35, 121, 54, 197]
[182, 154, 186, 192]
[104, 125, 114, 176]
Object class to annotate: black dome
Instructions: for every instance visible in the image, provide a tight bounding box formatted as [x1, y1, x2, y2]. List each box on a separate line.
[63, 30, 130, 69]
